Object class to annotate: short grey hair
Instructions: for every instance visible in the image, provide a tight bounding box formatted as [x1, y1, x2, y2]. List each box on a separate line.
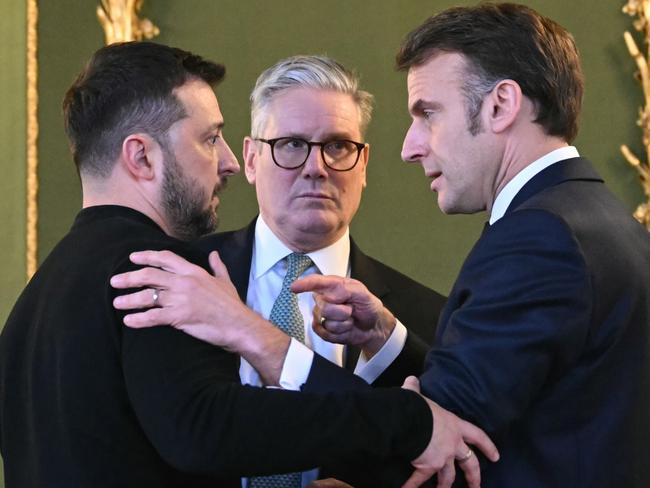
[250, 55, 374, 138]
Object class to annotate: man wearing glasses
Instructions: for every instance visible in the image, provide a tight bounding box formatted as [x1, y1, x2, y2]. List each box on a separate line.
[201, 55, 445, 485]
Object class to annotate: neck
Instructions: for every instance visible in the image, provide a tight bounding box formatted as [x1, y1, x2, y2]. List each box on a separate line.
[81, 173, 173, 237]
[487, 132, 569, 213]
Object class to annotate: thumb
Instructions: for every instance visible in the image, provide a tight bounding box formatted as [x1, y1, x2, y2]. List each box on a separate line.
[401, 375, 421, 393]
[208, 250, 230, 280]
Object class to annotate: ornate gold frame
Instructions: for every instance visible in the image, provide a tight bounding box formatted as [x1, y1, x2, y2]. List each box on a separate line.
[621, 0, 650, 231]
[26, 0, 38, 279]
[97, 0, 159, 44]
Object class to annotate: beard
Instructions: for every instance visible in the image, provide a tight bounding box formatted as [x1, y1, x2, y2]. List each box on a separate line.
[161, 147, 220, 241]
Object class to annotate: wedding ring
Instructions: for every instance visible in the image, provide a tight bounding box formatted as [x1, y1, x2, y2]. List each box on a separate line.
[457, 448, 473, 463]
[319, 316, 326, 325]
[152, 289, 160, 307]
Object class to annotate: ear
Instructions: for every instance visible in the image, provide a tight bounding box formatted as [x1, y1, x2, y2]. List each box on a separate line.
[243, 136, 258, 185]
[485, 79, 522, 134]
[120, 133, 161, 181]
[358, 143, 369, 188]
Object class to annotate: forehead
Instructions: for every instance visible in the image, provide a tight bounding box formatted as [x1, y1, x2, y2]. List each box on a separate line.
[264, 87, 362, 138]
[406, 52, 467, 108]
[174, 79, 223, 123]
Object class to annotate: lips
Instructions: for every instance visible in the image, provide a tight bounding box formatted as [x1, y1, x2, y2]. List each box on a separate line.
[426, 172, 442, 191]
[297, 192, 333, 200]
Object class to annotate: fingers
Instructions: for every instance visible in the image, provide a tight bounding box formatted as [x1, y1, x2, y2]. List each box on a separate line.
[121, 307, 171, 328]
[113, 287, 161, 310]
[128, 250, 197, 273]
[292, 275, 366, 304]
[314, 296, 354, 322]
[458, 418, 500, 462]
[437, 460, 455, 488]
[291, 274, 342, 295]
[455, 449, 481, 488]
[208, 250, 230, 280]
[402, 468, 433, 488]
[401, 375, 421, 393]
[110, 267, 174, 290]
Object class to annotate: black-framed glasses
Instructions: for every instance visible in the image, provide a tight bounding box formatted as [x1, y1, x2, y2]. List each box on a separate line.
[255, 137, 366, 171]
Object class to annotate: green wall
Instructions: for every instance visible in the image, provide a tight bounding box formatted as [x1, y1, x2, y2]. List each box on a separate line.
[33, 0, 644, 300]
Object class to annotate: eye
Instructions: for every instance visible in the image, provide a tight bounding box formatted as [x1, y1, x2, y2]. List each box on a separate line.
[324, 140, 354, 158]
[275, 137, 307, 152]
[423, 110, 436, 120]
[208, 134, 221, 145]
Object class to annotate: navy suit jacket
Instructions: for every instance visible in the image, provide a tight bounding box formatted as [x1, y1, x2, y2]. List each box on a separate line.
[420, 157, 650, 487]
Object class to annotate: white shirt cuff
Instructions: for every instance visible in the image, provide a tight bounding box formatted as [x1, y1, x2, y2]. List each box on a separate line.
[353, 319, 407, 384]
[278, 338, 315, 390]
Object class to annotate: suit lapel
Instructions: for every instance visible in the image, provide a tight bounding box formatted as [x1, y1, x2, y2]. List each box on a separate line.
[506, 157, 603, 215]
[197, 219, 256, 302]
[350, 238, 390, 299]
[345, 238, 391, 370]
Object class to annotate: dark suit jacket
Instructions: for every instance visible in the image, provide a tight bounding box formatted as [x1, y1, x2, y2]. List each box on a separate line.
[0, 206, 432, 488]
[420, 158, 650, 487]
[196, 220, 445, 387]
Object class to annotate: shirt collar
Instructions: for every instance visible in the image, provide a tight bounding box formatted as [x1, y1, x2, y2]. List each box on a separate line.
[252, 215, 350, 279]
[489, 146, 580, 225]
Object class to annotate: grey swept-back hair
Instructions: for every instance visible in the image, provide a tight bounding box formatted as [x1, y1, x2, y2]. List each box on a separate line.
[250, 55, 374, 138]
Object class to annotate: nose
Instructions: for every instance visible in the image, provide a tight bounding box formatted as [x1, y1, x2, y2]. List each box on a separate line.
[401, 122, 426, 164]
[218, 136, 240, 176]
[301, 144, 328, 179]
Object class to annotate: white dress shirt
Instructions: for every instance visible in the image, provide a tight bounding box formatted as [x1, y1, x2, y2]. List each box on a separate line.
[241, 215, 407, 388]
[241, 216, 407, 487]
[489, 146, 579, 225]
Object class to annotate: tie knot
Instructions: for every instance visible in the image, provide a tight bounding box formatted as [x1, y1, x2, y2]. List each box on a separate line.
[285, 253, 312, 280]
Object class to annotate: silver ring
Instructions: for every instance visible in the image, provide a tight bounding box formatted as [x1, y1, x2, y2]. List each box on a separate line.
[457, 448, 473, 463]
[319, 316, 326, 325]
[152, 289, 160, 307]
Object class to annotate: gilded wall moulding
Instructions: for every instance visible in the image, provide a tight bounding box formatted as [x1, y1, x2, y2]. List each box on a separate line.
[97, 0, 159, 44]
[622, 0, 650, 231]
[26, 0, 39, 279]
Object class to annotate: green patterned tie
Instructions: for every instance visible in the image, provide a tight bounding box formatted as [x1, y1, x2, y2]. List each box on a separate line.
[249, 253, 312, 488]
[268, 253, 313, 342]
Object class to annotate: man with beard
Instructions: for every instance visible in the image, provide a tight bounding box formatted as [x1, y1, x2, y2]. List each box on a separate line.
[0, 41, 498, 488]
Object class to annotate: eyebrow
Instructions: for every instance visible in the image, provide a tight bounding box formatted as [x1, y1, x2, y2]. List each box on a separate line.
[276, 131, 359, 141]
[410, 99, 441, 115]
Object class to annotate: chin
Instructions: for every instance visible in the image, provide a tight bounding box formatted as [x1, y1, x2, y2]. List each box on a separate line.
[295, 213, 341, 235]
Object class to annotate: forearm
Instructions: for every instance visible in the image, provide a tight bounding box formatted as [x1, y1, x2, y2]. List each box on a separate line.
[228, 309, 291, 386]
[122, 326, 432, 476]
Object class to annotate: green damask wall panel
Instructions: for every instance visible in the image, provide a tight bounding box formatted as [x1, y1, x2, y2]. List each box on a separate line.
[36, 0, 642, 296]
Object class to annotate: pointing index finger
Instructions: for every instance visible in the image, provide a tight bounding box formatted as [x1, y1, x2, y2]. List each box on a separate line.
[291, 275, 351, 303]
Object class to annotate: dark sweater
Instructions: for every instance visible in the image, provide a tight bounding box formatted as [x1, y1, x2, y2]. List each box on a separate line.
[0, 205, 431, 488]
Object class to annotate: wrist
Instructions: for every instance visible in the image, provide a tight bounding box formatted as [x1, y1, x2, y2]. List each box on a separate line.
[234, 312, 291, 386]
[361, 307, 396, 358]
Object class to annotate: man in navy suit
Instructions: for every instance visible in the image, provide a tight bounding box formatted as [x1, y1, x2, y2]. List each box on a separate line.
[111, 3, 650, 486]
[294, 2, 650, 487]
